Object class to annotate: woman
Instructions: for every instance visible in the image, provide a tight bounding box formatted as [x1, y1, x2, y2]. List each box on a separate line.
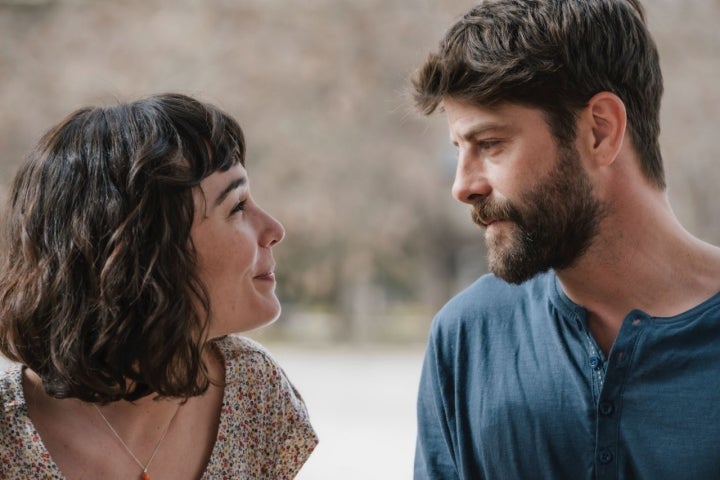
[0, 93, 318, 479]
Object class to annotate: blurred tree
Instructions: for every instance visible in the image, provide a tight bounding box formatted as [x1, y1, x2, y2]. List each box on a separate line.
[0, 0, 718, 343]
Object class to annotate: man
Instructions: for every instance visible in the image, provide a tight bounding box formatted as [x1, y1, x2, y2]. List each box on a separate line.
[411, 1, 720, 479]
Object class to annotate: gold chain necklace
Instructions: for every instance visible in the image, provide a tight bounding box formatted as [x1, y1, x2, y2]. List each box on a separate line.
[93, 402, 182, 480]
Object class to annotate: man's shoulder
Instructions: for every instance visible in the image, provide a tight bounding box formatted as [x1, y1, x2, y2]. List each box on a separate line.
[431, 271, 555, 335]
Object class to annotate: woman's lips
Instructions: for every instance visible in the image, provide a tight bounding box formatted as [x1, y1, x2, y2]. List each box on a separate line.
[253, 271, 275, 281]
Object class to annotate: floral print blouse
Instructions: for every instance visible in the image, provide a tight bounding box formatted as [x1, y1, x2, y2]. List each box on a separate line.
[0, 335, 318, 479]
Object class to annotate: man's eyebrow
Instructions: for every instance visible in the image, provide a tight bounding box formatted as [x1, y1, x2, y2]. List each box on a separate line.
[214, 176, 247, 206]
[451, 124, 513, 145]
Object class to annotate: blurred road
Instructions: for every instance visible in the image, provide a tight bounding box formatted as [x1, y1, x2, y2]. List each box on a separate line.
[270, 344, 425, 480]
[1, 344, 426, 480]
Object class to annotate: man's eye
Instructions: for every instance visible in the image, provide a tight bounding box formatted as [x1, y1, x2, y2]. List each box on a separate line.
[230, 200, 247, 215]
[477, 140, 500, 150]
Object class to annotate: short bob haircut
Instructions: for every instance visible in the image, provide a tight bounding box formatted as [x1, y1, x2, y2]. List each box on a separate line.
[0, 93, 244, 402]
[413, 0, 665, 189]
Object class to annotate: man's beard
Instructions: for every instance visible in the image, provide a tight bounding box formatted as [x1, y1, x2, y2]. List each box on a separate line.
[471, 143, 607, 284]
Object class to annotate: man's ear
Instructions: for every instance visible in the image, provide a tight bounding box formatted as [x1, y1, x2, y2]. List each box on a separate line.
[581, 92, 627, 168]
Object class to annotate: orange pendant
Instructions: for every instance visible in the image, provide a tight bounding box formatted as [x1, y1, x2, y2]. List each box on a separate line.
[140, 472, 151, 480]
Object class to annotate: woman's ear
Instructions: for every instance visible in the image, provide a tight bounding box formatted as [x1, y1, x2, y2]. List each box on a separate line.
[582, 92, 627, 168]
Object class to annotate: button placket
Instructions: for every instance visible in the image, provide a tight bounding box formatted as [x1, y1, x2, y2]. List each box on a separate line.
[594, 312, 647, 479]
[599, 401, 614, 416]
[579, 318, 606, 399]
[598, 448, 614, 465]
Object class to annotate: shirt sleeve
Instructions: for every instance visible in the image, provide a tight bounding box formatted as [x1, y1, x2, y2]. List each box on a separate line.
[217, 336, 318, 480]
[269, 365, 318, 480]
[414, 328, 461, 480]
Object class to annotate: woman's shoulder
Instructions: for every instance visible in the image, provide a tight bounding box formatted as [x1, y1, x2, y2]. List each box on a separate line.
[212, 335, 298, 396]
[0, 366, 32, 449]
[205, 336, 318, 478]
[212, 335, 280, 381]
[0, 365, 25, 414]
[213, 334, 273, 358]
[0, 365, 55, 478]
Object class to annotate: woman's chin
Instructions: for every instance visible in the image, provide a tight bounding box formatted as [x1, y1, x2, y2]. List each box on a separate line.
[209, 300, 282, 339]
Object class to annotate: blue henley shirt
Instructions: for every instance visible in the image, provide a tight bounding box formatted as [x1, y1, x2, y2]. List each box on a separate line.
[414, 271, 720, 479]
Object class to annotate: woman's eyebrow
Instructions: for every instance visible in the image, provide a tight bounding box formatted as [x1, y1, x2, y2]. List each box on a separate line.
[214, 176, 247, 207]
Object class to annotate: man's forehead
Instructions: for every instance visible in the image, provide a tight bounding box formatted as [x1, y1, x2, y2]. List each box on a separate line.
[443, 99, 540, 136]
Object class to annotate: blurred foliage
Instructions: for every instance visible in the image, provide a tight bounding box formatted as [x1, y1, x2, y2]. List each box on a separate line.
[1, 0, 718, 342]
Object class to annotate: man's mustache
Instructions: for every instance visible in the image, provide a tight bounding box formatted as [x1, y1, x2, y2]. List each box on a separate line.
[471, 199, 521, 227]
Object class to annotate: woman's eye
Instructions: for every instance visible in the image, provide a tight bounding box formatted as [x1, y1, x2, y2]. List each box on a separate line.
[229, 200, 247, 216]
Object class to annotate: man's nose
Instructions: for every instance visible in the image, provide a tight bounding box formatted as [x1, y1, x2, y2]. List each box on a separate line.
[451, 150, 491, 204]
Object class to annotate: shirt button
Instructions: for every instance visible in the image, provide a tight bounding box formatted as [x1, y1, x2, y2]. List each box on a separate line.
[598, 448, 614, 465]
[589, 356, 602, 370]
[599, 401, 615, 416]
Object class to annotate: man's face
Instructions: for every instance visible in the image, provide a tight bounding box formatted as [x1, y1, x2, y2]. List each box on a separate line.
[472, 143, 606, 283]
[445, 98, 606, 284]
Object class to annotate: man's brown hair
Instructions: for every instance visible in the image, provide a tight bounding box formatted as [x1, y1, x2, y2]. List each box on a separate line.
[413, 0, 665, 188]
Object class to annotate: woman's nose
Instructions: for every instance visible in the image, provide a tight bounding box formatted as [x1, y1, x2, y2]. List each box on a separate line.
[259, 208, 285, 247]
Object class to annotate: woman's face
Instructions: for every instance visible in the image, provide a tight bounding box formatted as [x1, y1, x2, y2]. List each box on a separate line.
[190, 163, 285, 339]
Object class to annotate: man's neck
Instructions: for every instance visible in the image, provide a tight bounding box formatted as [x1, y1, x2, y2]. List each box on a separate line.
[556, 191, 720, 354]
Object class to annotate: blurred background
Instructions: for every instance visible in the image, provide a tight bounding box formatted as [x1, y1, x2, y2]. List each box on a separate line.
[1, 0, 718, 478]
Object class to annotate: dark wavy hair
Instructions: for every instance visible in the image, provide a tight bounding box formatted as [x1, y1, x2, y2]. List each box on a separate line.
[0, 93, 244, 402]
[413, 0, 665, 189]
